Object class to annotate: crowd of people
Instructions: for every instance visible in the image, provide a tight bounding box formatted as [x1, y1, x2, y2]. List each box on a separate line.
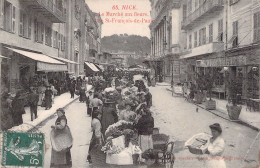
[85, 72, 154, 164]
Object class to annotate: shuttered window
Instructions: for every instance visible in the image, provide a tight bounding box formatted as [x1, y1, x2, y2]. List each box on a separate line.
[19, 10, 23, 36]
[218, 19, 223, 42]
[253, 12, 260, 43]
[209, 23, 213, 43]
[11, 5, 15, 32]
[3, 0, 12, 32]
[194, 31, 197, 47]
[232, 21, 238, 47]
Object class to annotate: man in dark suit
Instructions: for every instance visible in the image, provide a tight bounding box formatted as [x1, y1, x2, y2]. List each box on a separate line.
[28, 87, 39, 121]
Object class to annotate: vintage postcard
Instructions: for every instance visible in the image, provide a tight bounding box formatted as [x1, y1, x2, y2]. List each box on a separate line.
[0, 0, 259, 167]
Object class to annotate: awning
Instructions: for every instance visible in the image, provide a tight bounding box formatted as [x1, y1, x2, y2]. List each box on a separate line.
[84, 62, 99, 72]
[94, 63, 104, 71]
[6, 47, 65, 64]
[37, 62, 67, 72]
[48, 55, 79, 64]
[6, 47, 68, 72]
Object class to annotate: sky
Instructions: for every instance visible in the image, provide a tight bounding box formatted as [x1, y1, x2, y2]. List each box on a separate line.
[85, 0, 152, 38]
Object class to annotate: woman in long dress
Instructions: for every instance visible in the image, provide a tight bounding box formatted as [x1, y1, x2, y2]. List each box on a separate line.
[101, 102, 117, 135]
[203, 123, 226, 168]
[136, 107, 154, 162]
[50, 108, 72, 168]
[87, 110, 103, 163]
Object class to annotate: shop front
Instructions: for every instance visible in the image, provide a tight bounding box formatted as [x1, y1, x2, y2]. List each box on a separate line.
[0, 46, 68, 130]
[196, 46, 260, 108]
[3, 46, 67, 92]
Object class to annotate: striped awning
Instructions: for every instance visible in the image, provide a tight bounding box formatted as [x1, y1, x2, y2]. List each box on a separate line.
[84, 62, 99, 72]
[5, 47, 68, 72]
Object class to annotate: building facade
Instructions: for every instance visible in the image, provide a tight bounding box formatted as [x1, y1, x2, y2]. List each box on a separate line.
[84, 5, 102, 65]
[149, 0, 260, 103]
[148, 0, 183, 83]
[0, 0, 103, 122]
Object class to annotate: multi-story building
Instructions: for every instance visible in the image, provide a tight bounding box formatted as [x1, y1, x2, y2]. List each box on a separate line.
[111, 52, 136, 67]
[147, 0, 183, 83]
[180, 0, 260, 101]
[84, 5, 102, 64]
[180, 0, 226, 83]
[148, 0, 260, 102]
[0, 0, 73, 94]
[224, 0, 260, 101]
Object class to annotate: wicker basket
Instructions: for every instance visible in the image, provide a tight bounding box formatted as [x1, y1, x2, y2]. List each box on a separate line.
[152, 134, 169, 151]
[188, 146, 203, 155]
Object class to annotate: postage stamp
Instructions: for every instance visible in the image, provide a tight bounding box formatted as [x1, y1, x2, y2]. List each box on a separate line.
[1, 132, 44, 167]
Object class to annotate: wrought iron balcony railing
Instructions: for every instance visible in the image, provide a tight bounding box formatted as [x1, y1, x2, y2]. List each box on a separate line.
[182, 0, 224, 29]
[21, 0, 66, 23]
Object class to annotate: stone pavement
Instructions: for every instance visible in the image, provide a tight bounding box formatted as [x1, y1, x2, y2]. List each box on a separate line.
[160, 83, 260, 131]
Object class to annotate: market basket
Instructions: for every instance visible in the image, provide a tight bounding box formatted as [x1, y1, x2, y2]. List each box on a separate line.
[185, 133, 211, 155]
[152, 134, 169, 150]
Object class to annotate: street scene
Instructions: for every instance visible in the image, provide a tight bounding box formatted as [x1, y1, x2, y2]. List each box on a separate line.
[0, 0, 260, 168]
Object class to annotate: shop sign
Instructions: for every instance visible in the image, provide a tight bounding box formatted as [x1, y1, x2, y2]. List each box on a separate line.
[197, 56, 247, 67]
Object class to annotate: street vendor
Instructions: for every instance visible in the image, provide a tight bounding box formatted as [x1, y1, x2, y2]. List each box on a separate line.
[50, 108, 72, 168]
[203, 123, 226, 168]
[101, 101, 117, 135]
[136, 107, 154, 162]
[87, 110, 103, 163]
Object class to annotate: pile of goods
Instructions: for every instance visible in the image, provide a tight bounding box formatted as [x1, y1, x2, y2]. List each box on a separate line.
[103, 88, 120, 103]
[101, 120, 141, 165]
[185, 133, 211, 155]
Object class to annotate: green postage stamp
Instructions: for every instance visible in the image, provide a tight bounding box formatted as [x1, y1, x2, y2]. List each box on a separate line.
[2, 132, 44, 167]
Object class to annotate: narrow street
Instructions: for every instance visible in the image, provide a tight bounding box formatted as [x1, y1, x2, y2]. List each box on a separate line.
[150, 86, 259, 168]
[35, 85, 259, 168]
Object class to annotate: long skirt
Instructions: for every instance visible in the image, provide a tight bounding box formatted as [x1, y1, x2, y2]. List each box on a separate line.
[138, 135, 153, 162]
[45, 97, 52, 108]
[50, 149, 72, 168]
[38, 93, 44, 106]
[12, 113, 23, 126]
[101, 107, 116, 135]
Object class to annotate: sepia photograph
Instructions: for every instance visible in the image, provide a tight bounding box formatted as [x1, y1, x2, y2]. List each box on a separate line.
[0, 0, 259, 167]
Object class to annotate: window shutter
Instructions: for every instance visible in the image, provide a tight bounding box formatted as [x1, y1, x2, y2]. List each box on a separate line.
[28, 17, 31, 39]
[0, 0, 4, 29]
[63, 36, 66, 50]
[34, 19, 38, 42]
[12, 5, 15, 33]
[19, 10, 23, 36]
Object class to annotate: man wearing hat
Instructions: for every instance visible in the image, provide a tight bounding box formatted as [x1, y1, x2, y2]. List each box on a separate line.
[45, 85, 53, 110]
[11, 91, 26, 126]
[28, 87, 39, 121]
[86, 91, 93, 116]
[204, 123, 226, 168]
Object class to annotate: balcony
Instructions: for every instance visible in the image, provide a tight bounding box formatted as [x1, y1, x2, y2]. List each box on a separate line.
[182, 0, 224, 30]
[180, 41, 224, 59]
[21, 0, 66, 23]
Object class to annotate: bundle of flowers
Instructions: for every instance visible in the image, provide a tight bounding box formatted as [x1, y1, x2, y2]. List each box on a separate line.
[103, 87, 120, 102]
[101, 140, 125, 154]
[105, 120, 134, 138]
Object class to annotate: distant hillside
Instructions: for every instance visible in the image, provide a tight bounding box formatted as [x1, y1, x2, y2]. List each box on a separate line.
[101, 34, 151, 56]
